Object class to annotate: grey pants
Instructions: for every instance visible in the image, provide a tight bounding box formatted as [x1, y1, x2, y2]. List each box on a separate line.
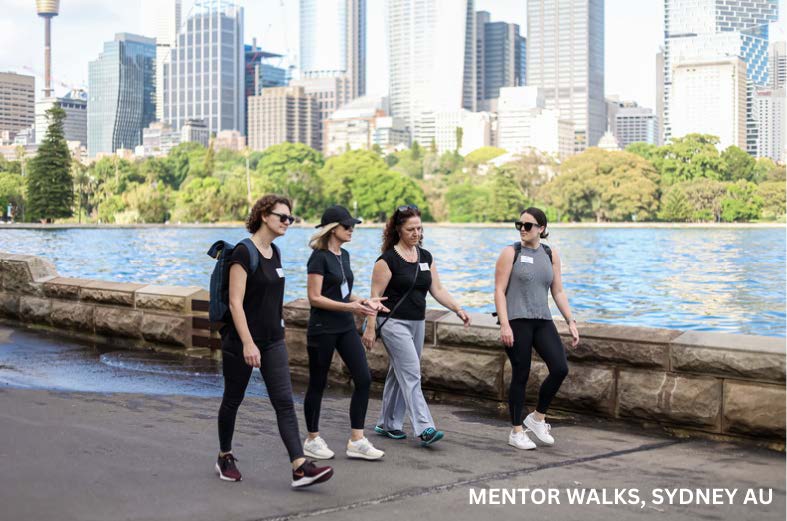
[376, 317, 434, 436]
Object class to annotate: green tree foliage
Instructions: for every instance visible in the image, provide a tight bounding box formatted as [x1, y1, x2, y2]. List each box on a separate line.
[541, 149, 660, 222]
[350, 168, 428, 222]
[679, 178, 728, 222]
[658, 184, 691, 222]
[0, 172, 24, 219]
[659, 134, 724, 185]
[757, 181, 786, 221]
[317, 149, 381, 208]
[445, 182, 490, 222]
[721, 180, 763, 222]
[26, 105, 73, 221]
[172, 177, 223, 222]
[256, 143, 324, 218]
[464, 146, 506, 165]
[720, 146, 756, 182]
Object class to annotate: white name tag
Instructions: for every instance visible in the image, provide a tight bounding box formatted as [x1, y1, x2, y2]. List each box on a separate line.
[419, 262, 430, 271]
[341, 281, 350, 298]
[520, 255, 534, 264]
[276, 268, 285, 278]
[281, 319, 285, 328]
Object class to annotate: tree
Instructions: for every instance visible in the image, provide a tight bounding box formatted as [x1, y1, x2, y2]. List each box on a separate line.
[659, 134, 724, 185]
[410, 141, 422, 160]
[464, 146, 506, 165]
[541, 149, 660, 222]
[256, 143, 324, 218]
[720, 146, 756, 182]
[679, 178, 727, 222]
[318, 149, 385, 208]
[721, 180, 762, 222]
[350, 168, 428, 222]
[0, 172, 24, 220]
[172, 177, 223, 222]
[455, 127, 463, 152]
[658, 184, 691, 222]
[483, 168, 526, 221]
[26, 105, 73, 222]
[445, 182, 489, 222]
[757, 181, 786, 221]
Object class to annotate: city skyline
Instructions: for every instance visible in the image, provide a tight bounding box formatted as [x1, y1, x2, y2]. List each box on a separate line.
[4, 0, 784, 113]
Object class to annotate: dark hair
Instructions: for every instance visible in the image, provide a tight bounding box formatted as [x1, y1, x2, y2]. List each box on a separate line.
[521, 207, 549, 239]
[246, 194, 292, 234]
[381, 206, 422, 253]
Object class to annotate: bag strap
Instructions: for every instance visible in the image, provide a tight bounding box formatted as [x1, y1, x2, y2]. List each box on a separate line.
[376, 247, 421, 336]
[239, 238, 260, 274]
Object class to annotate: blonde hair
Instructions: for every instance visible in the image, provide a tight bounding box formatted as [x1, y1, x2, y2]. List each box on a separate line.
[309, 222, 340, 250]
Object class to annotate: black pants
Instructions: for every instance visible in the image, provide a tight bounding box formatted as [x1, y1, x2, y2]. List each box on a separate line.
[304, 329, 371, 433]
[218, 338, 304, 462]
[505, 318, 569, 425]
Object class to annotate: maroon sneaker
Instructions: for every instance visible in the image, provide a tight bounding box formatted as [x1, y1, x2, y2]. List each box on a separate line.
[215, 453, 242, 482]
[291, 460, 334, 488]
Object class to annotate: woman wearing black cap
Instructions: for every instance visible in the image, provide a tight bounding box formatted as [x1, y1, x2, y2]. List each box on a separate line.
[303, 205, 389, 461]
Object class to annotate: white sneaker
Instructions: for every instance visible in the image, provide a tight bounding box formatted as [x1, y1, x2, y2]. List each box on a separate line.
[303, 436, 335, 459]
[346, 437, 385, 460]
[508, 429, 536, 450]
[524, 413, 555, 445]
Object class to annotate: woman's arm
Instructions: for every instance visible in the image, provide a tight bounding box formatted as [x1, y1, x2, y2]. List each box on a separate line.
[307, 273, 375, 315]
[549, 248, 579, 347]
[361, 260, 393, 349]
[228, 263, 261, 367]
[494, 246, 516, 347]
[429, 260, 470, 326]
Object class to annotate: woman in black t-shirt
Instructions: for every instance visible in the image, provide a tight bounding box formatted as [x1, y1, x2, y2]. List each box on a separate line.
[361, 205, 471, 447]
[302, 205, 389, 462]
[215, 194, 333, 488]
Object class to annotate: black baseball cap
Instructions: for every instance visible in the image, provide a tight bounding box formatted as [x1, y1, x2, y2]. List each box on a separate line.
[315, 205, 362, 228]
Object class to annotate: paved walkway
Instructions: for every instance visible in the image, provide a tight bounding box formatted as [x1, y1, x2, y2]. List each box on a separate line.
[1, 384, 784, 521]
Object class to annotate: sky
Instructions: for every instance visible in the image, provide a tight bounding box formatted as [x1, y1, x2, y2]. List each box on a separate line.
[1, 0, 785, 111]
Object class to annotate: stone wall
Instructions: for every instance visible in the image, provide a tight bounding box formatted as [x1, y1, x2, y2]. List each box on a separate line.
[282, 299, 786, 444]
[0, 252, 207, 355]
[1, 252, 784, 444]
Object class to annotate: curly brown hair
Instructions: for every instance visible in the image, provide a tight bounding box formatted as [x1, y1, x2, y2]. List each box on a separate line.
[246, 194, 293, 234]
[381, 206, 422, 253]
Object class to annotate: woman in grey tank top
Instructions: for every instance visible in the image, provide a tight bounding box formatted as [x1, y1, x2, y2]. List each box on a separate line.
[493, 207, 580, 451]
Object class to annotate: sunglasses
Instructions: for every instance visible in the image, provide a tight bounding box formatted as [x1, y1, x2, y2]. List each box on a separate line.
[515, 221, 537, 232]
[270, 211, 295, 225]
[340, 223, 355, 231]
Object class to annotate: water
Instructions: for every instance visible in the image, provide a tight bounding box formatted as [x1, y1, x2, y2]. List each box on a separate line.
[0, 226, 784, 337]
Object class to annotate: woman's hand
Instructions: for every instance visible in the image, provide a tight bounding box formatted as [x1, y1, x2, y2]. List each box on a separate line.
[360, 296, 389, 314]
[347, 300, 377, 316]
[500, 323, 514, 348]
[243, 342, 261, 367]
[361, 324, 377, 351]
[568, 321, 580, 347]
[456, 308, 471, 327]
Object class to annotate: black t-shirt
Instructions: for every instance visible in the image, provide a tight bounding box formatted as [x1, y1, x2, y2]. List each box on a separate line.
[307, 248, 356, 335]
[377, 247, 433, 321]
[223, 242, 285, 347]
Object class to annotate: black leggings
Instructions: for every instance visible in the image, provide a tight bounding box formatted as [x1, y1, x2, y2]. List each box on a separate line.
[304, 329, 371, 433]
[505, 319, 569, 425]
[218, 338, 304, 462]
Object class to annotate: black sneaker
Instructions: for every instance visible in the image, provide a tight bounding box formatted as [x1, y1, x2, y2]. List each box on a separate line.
[374, 425, 407, 439]
[215, 453, 242, 481]
[291, 460, 334, 488]
[419, 427, 444, 447]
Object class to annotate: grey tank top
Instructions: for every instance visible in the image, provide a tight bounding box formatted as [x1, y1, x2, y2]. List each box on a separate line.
[505, 243, 553, 321]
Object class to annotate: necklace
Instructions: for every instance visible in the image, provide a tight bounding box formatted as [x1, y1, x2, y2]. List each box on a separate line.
[395, 244, 418, 262]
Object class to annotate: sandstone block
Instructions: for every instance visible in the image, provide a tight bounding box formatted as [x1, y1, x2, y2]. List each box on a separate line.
[141, 313, 188, 346]
[421, 346, 504, 399]
[135, 285, 204, 313]
[94, 307, 143, 338]
[50, 300, 94, 331]
[723, 381, 785, 438]
[18, 296, 51, 324]
[81, 281, 145, 307]
[617, 370, 721, 428]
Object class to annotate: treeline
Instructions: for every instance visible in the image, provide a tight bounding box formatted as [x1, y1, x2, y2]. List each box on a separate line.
[0, 120, 784, 223]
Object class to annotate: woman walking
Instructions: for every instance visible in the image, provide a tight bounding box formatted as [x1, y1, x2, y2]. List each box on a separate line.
[303, 205, 388, 461]
[215, 194, 334, 488]
[493, 207, 579, 450]
[361, 205, 470, 447]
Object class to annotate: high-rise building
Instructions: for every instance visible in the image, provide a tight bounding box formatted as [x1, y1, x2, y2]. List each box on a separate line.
[615, 103, 660, 147]
[526, 0, 606, 151]
[663, 0, 779, 149]
[163, 1, 245, 135]
[290, 76, 353, 149]
[139, 119, 209, 157]
[245, 41, 288, 99]
[88, 33, 155, 157]
[671, 57, 747, 150]
[475, 11, 526, 107]
[433, 109, 492, 155]
[0, 72, 35, 139]
[323, 96, 409, 155]
[754, 87, 785, 162]
[656, 47, 665, 144]
[35, 89, 87, 146]
[246, 86, 320, 151]
[300, 0, 366, 99]
[142, 0, 182, 122]
[388, 0, 476, 137]
[497, 86, 574, 159]
[770, 41, 786, 88]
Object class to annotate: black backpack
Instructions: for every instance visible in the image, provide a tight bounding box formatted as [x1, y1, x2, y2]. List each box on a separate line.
[207, 238, 279, 323]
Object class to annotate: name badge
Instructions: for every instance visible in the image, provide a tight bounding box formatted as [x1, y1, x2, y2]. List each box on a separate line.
[276, 268, 285, 278]
[520, 255, 534, 264]
[419, 262, 430, 271]
[281, 319, 285, 328]
[341, 281, 350, 298]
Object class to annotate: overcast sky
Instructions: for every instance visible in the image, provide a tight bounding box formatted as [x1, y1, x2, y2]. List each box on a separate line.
[1, 0, 784, 111]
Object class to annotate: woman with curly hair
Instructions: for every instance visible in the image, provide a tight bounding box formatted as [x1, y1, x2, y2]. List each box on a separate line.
[361, 205, 470, 447]
[215, 194, 334, 488]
